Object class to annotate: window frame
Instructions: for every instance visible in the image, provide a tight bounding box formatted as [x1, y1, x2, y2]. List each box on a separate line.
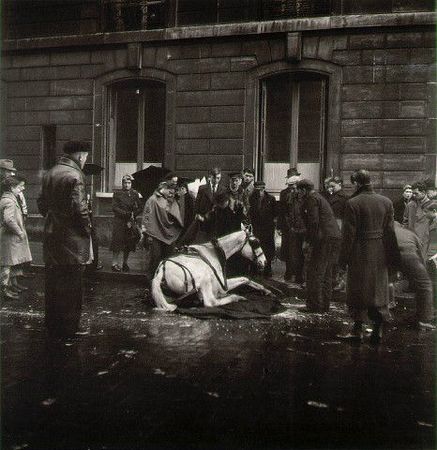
[93, 69, 176, 194]
[106, 79, 167, 189]
[244, 59, 341, 191]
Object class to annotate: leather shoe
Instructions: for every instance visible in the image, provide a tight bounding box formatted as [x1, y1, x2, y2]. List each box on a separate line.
[14, 281, 28, 291]
[111, 264, 121, 272]
[9, 285, 24, 294]
[19, 272, 35, 279]
[337, 322, 364, 342]
[370, 324, 383, 345]
[337, 332, 363, 342]
[417, 321, 436, 331]
[1, 286, 19, 300]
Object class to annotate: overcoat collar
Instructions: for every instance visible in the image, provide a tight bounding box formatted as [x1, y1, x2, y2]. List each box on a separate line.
[351, 184, 374, 198]
[58, 155, 83, 173]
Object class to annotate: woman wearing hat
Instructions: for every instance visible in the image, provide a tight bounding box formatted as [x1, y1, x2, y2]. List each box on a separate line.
[0, 176, 32, 300]
[110, 174, 142, 272]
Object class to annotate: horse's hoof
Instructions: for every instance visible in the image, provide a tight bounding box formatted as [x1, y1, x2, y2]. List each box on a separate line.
[264, 290, 273, 296]
[155, 304, 177, 312]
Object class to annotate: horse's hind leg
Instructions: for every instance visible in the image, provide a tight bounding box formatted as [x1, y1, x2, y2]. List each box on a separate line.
[226, 277, 273, 296]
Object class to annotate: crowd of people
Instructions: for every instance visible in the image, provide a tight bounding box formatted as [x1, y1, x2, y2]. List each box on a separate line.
[1, 140, 436, 342]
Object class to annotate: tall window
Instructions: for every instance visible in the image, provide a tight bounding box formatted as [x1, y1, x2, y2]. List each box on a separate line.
[107, 79, 166, 189]
[259, 73, 327, 193]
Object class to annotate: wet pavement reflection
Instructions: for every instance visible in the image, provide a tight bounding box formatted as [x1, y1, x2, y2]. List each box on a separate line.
[1, 275, 435, 450]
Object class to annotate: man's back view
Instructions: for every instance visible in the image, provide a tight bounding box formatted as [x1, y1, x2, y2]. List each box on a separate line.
[339, 169, 400, 344]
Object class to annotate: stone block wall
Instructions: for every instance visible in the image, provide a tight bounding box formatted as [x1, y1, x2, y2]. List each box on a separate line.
[1, 24, 435, 216]
[332, 29, 435, 197]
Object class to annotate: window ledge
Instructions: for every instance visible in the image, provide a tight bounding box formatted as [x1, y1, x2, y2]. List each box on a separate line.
[96, 192, 113, 198]
[95, 192, 143, 198]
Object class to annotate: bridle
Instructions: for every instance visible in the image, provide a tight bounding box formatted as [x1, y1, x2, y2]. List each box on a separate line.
[241, 228, 264, 264]
[211, 228, 264, 264]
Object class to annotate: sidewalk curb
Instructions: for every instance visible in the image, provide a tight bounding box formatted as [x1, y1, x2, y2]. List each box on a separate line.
[30, 264, 149, 283]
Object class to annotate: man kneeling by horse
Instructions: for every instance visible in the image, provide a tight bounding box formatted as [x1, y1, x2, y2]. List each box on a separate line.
[151, 229, 273, 311]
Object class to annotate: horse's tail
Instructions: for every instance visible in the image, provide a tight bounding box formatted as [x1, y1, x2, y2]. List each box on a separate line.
[151, 263, 177, 311]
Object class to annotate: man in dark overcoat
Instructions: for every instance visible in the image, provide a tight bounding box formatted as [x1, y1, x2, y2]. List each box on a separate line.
[194, 167, 227, 240]
[326, 176, 349, 290]
[393, 184, 412, 223]
[194, 167, 226, 217]
[249, 181, 276, 277]
[394, 221, 434, 329]
[37, 141, 92, 338]
[297, 179, 341, 312]
[403, 181, 431, 256]
[278, 170, 306, 283]
[339, 169, 401, 344]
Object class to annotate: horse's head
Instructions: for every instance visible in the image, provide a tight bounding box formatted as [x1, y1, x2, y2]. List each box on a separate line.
[240, 229, 266, 271]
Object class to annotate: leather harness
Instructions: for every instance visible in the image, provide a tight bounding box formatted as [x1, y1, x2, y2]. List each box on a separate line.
[157, 233, 263, 302]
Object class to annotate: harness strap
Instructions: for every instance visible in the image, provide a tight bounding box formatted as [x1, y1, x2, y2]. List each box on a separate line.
[158, 258, 197, 302]
[175, 244, 228, 291]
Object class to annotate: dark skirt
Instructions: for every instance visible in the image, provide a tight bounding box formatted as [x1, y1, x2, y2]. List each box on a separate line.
[110, 217, 137, 252]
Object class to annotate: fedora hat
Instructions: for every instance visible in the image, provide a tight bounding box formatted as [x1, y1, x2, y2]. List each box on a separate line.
[0, 159, 16, 172]
[285, 167, 301, 178]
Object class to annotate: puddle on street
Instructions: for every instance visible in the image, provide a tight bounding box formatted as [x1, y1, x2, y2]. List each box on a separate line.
[1, 275, 435, 450]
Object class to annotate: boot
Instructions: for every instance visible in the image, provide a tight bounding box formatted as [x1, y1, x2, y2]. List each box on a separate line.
[1, 285, 19, 300]
[11, 279, 28, 292]
[337, 322, 364, 342]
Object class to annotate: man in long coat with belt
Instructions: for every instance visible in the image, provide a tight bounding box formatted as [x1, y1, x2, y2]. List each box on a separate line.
[249, 181, 277, 277]
[339, 169, 401, 344]
[38, 141, 92, 338]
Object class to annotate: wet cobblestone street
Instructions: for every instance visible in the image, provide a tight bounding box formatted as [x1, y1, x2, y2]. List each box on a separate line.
[1, 274, 435, 450]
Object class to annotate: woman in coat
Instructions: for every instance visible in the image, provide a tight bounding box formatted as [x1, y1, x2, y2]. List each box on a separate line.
[0, 176, 32, 300]
[110, 174, 142, 272]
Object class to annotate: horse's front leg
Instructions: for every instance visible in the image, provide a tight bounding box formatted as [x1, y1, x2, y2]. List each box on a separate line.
[199, 280, 245, 307]
[226, 277, 273, 296]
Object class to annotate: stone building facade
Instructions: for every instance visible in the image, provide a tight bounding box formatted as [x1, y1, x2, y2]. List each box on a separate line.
[1, 1, 435, 239]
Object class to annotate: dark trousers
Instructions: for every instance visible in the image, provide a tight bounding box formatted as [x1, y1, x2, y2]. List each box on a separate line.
[350, 306, 391, 325]
[149, 237, 174, 276]
[306, 238, 341, 311]
[402, 254, 434, 323]
[45, 265, 84, 338]
[86, 229, 99, 272]
[285, 232, 305, 281]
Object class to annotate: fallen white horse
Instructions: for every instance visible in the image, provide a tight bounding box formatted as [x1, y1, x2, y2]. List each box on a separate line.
[151, 229, 273, 311]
